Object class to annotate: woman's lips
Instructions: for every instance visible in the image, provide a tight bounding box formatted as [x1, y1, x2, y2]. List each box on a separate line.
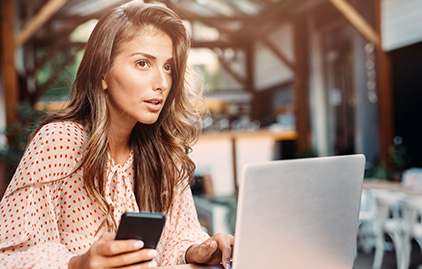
[144, 98, 163, 112]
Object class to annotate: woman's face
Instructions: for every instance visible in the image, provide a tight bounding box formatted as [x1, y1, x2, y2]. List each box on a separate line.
[102, 28, 174, 128]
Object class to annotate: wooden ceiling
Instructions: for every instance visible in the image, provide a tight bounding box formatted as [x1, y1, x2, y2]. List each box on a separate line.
[8, 0, 317, 106]
[15, 0, 311, 51]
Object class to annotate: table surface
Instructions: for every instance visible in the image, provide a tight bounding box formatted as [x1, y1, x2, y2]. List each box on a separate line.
[158, 265, 198, 269]
[158, 264, 223, 269]
[363, 179, 422, 196]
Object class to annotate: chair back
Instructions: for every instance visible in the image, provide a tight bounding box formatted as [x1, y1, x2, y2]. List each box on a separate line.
[374, 191, 405, 228]
[400, 196, 422, 234]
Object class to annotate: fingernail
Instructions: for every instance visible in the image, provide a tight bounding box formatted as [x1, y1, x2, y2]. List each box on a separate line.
[225, 263, 231, 269]
[134, 240, 144, 249]
[149, 261, 157, 268]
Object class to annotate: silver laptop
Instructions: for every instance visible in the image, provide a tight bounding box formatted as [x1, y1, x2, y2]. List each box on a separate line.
[232, 154, 365, 269]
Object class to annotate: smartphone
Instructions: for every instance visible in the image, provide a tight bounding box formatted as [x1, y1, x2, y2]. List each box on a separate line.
[115, 212, 165, 249]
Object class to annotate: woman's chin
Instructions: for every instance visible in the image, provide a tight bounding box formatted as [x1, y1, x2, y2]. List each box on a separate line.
[138, 117, 160, 125]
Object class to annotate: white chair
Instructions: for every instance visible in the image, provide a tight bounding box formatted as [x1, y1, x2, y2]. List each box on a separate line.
[357, 189, 377, 254]
[399, 195, 422, 269]
[372, 191, 406, 269]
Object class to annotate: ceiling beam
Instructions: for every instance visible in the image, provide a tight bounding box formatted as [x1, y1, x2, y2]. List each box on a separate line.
[15, 0, 68, 47]
[213, 49, 247, 87]
[329, 0, 380, 46]
[249, 0, 271, 4]
[192, 40, 242, 49]
[165, 2, 241, 35]
[246, 0, 298, 28]
[248, 24, 295, 72]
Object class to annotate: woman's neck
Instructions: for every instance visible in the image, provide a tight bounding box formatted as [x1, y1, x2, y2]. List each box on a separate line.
[108, 121, 134, 165]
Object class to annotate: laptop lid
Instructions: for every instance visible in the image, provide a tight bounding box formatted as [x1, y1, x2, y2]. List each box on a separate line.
[232, 154, 365, 269]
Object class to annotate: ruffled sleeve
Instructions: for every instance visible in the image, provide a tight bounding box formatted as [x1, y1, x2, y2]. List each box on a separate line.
[155, 184, 210, 266]
[0, 121, 85, 268]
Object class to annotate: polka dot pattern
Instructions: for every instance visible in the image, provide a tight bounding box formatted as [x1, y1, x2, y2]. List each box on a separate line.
[156, 184, 210, 266]
[0, 121, 209, 268]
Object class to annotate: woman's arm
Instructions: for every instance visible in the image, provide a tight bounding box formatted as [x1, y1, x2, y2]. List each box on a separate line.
[0, 179, 76, 268]
[0, 122, 84, 268]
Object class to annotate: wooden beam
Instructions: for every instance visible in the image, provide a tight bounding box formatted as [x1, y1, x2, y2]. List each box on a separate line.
[245, 43, 259, 121]
[374, 0, 394, 171]
[293, 15, 311, 153]
[329, 0, 380, 46]
[213, 49, 247, 87]
[246, 0, 297, 28]
[15, 0, 68, 47]
[165, 2, 239, 35]
[248, 24, 296, 72]
[191, 40, 240, 49]
[1, 0, 19, 130]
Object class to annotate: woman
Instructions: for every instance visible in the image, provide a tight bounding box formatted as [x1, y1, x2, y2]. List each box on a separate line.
[0, 2, 234, 268]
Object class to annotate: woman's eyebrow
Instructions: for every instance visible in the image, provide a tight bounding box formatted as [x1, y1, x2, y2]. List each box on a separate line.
[131, 52, 173, 63]
[131, 52, 156, 59]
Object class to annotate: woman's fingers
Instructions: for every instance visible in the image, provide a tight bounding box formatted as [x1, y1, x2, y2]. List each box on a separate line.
[199, 239, 218, 258]
[69, 232, 159, 269]
[99, 232, 116, 241]
[96, 239, 144, 256]
[213, 234, 234, 269]
[104, 248, 157, 268]
[186, 233, 234, 268]
[123, 259, 158, 269]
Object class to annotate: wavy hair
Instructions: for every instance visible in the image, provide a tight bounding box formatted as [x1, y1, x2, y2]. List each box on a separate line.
[33, 1, 206, 230]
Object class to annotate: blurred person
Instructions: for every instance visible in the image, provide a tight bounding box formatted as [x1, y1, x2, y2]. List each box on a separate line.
[0, 2, 233, 268]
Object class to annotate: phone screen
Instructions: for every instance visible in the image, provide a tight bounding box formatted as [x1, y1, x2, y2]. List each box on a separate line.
[115, 212, 165, 249]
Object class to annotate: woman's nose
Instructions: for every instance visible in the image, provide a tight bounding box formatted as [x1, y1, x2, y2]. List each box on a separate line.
[153, 68, 170, 91]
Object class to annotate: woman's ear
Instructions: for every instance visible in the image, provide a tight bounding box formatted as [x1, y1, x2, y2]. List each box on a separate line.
[102, 77, 108, 90]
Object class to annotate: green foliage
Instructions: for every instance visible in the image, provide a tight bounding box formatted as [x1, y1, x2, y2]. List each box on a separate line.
[295, 147, 318, 158]
[364, 161, 388, 179]
[364, 143, 410, 180]
[36, 47, 83, 101]
[0, 104, 46, 181]
[390, 143, 410, 176]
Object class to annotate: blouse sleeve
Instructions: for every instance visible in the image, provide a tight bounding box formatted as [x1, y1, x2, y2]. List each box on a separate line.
[0, 122, 85, 268]
[155, 184, 210, 266]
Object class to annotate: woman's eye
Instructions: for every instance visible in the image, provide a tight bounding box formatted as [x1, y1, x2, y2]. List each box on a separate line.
[136, 60, 148, 68]
[164, 65, 172, 73]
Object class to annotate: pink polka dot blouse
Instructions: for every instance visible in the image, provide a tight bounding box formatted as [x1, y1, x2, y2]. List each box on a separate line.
[0, 121, 209, 268]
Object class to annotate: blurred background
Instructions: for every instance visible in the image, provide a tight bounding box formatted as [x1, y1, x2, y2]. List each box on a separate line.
[1, 0, 422, 267]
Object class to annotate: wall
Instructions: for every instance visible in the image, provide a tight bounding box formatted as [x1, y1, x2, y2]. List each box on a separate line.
[382, 0, 422, 51]
[254, 23, 294, 90]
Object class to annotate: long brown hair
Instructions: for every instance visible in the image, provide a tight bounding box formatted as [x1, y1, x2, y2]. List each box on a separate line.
[33, 1, 206, 230]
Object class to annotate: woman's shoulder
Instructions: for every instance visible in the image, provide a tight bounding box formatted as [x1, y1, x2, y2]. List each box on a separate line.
[27, 120, 86, 172]
[3, 121, 87, 197]
[37, 121, 86, 137]
[34, 121, 87, 146]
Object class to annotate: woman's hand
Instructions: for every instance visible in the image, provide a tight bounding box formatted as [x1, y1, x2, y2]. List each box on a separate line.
[185, 233, 234, 269]
[68, 232, 158, 268]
